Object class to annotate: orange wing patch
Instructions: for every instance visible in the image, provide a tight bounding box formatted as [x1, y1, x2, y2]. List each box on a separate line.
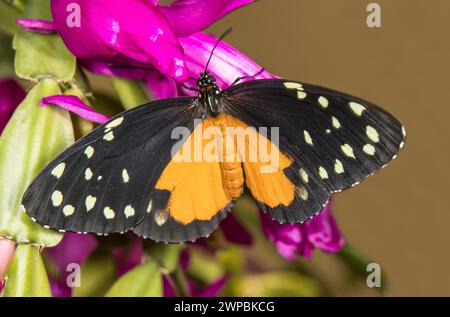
[155, 114, 295, 225]
[223, 115, 295, 208]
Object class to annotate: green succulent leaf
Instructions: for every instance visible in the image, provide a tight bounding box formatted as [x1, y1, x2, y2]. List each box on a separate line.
[0, 78, 74, 246]
[72, 246, 117, 297]
[143, 243, 182, 273]
[105, 261, 162, 297]
[13, 29, 76, 82]
[3, 244, 52, 297]
[239, 271, 322, 297]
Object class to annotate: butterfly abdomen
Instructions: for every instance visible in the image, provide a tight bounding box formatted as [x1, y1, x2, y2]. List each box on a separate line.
[215, 114, 244, 199]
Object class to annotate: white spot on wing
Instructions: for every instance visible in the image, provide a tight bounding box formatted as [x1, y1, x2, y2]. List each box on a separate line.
[332, 116, 341, 129]
[318, 166, 329, 179]
[51, 163, 65, 179]
[84, 146, 94, 158]
[283, 82, 303, 90]
[147, 199, 153, 213]
[106, 117, 124, 129]
[296, 185, 308, 201]
[334, 159, 344, 174]
[51, 191, 63, 207]
[85, 168, 93, 181]
[363, 144, 376, 155]
[349, 102, 366, 116]
[297, 91, 307, 99]
[304, 130, 313, 145]
[85, 195, 96, 212]
[318, 96, 329, 108]
[103, 207, 115, 219]
[155, 210, 168, 226]
[366, 126, 379, 143]
[63, 205, 75, 217]
[299, 168, 309, 183]
[124, 205, 135, 218]
[341, 144, 356, 159]
[103, 131, 114, 141]
[122, 169, 130, 183]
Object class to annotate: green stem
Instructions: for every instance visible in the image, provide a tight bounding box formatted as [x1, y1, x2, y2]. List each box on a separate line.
[111, 77, 149, 110]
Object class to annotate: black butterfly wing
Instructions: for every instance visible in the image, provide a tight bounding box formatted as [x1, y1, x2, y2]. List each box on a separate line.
[22, 97, 209, 241]
[223, 79, 405, 223]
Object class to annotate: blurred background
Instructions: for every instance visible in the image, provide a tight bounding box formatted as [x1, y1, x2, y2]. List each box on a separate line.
[203, 0, 449, 296]
[1, 0, 449, 297]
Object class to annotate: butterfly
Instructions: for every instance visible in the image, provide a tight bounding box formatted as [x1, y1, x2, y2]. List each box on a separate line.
[21, 31, 406, 243]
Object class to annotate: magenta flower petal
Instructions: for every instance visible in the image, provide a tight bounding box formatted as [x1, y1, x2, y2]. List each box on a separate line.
[260, 202, 345, 260]
[112, 236, 144, 276]
[40, 95, 110, 124]
[46, 233, 97, 272]
[159, 0, 256, 37]
[306, 204, 346, 253]
[220, 213, 252, 245]
[49, 278, 72, 297]
[0, 79, 25, 134]
[145, 72, 179, 99]
[162, 274, 177, 297]
[191, 275, 228, 297]
[81, 58, 156, 81]
[51, 0, 188, 82]
[177, 32, 276, 95]
[16, 19, 56, 34]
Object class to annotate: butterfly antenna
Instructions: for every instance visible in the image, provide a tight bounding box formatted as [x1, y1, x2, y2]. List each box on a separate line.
[204, 27, 233, 72]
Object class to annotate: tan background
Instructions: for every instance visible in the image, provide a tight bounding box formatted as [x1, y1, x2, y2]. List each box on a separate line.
[206, 0, 450, 296]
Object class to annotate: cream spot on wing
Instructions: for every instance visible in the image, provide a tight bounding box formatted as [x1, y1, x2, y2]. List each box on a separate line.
[349, 102, 366, 116]
[103, 131, 114, 141]
[297, 91, 307, 99]
[103, 207, 115, 219]
[97, 175, 103, 181]
[147, 199, 153, 213]
[63, 205, 75, 217]
[124, 205, 135, 218]
[366, 126, 379, 143]
[318, 96, 329, 108]
[334, 159, 344, 174]
[318, 166, 329, 179]
[84, 146, 94, 158]
[304, 130, 313, 145]
[341, 144, 356, 159]
[332, 116, 341, 129]
[122, 169, 129, 183]
[51, 163, 65, 179]
[296, 185, 308, 201]
[283, 82, 303, 90]
[51, 191, 63, 207]
[155, 210, 168, 226]
[85, 195, 96, 212]
[106, 117, 124, 129]
[402, 126, 407, 137]
[326, 129, 331, 134]
[299, 168, 309, 183]
[85, 168, 93, 180]
[363, 144, 376, 155]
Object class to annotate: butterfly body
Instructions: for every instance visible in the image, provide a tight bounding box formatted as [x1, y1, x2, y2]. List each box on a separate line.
[22, 73, 406, 243]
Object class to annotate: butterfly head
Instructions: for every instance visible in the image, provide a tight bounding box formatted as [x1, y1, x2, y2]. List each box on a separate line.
[197, 71, 221, 116]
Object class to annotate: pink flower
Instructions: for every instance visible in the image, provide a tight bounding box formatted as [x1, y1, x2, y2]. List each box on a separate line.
[46, 233, 97, 297]
[18, 0, 255, 83]
[0, 78, 25, 133]
[260, 203, 345, 260]
[0, 79, 25, 292]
